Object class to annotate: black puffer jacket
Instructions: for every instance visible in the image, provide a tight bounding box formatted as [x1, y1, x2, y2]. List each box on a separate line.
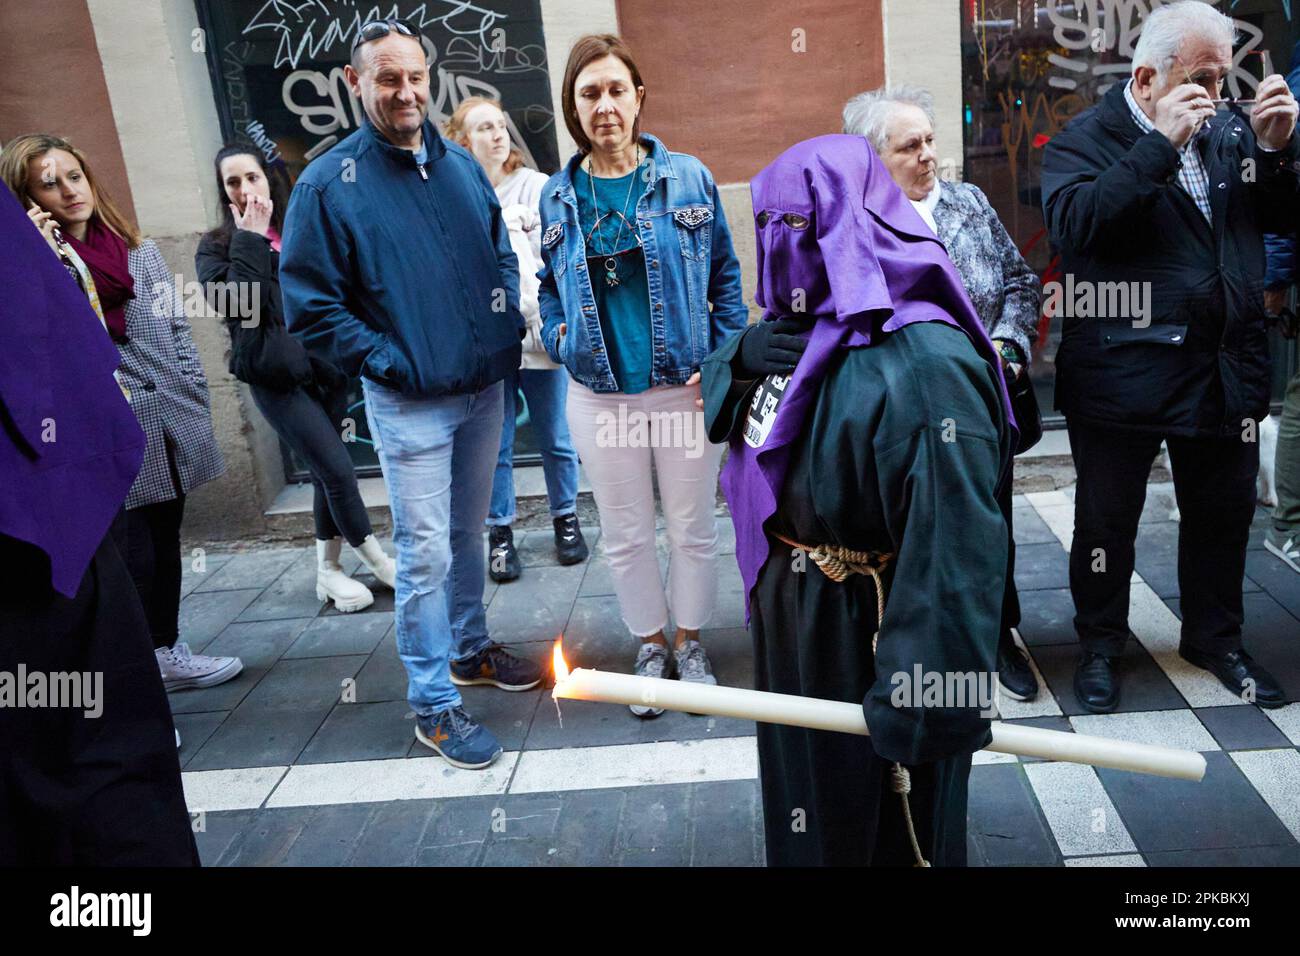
[1041, 82, 1300, 437]
[195, 229, 345, 396]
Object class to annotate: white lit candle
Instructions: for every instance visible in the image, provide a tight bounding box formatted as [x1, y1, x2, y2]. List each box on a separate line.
[551, 643, 1205, 782]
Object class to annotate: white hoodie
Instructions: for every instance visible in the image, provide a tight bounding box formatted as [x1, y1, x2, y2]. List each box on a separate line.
[495, 167, 557, 370]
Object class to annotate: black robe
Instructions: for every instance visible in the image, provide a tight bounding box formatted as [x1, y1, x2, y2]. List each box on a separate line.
[703, 319, 1010, 866]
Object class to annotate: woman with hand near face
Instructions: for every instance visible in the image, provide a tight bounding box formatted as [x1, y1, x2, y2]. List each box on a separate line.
[444, 97, 587, 583]
[1, 133, 233, 700]
[195, 144, 396, 615]
[537, 35, 748, 714]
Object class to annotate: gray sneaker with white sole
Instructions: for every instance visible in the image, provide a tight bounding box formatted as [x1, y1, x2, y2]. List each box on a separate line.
[1265, 529, 1300, 574]
[629, 642, 670, 718]
[674, 640, 716, 686]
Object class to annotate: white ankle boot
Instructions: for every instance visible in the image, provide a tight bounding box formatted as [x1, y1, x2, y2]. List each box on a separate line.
[353, 534, 397, 589]
[316, 538, 374, 612]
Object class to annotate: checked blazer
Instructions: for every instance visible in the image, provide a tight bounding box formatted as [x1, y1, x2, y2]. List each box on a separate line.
[119, 240, 224, 509]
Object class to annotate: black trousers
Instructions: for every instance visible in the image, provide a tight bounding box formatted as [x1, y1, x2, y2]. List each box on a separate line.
[998, 473, 1020, 639]
[250, 383, 373, 546]
[0, 534, 199, 866]
[111, 494, 186, 650]
[1066, 418, 1258, 658]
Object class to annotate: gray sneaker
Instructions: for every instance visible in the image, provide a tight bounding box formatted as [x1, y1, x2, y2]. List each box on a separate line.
[674, 640, 716, 687]
[1265, 529, 1300, 574]
[630, 642, 669, 719]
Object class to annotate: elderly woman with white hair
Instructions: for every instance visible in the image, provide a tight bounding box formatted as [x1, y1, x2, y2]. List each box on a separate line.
[844, 85, 1042, 703]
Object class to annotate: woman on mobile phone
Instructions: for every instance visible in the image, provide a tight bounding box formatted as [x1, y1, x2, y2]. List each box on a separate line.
[2, 133, 238, 695]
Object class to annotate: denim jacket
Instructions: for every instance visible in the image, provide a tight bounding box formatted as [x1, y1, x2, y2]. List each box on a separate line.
[537, 134, 748, 392]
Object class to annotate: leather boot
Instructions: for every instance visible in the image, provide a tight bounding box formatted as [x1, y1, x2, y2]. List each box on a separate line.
[316, 538, 374, 613]
[352, 534, 396, 589]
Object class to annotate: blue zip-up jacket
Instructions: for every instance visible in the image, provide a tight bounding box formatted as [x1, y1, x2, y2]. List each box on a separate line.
[281, 117, 523, 397]
[537, 134, 747, 392]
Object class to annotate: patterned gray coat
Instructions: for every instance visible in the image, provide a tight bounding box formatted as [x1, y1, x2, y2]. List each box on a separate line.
[932, 181, 1041, 359]
[118, 240, 224, 509]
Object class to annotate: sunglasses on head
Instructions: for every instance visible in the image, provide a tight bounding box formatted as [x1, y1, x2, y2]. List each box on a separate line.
[756, 211, 810, 229]
[352, 17, 419, 52]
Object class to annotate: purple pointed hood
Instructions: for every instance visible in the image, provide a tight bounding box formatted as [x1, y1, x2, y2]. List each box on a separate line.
[722, 134, 1017, 615]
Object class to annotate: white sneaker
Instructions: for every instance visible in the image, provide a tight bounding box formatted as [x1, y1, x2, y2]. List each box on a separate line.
[156, 643, 243, 692]
[175, 728, 182, 749]
[316, 538, 374, 612]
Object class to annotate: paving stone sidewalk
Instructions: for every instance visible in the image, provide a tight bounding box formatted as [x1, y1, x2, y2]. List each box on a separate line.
[174, 482, 1300, 866]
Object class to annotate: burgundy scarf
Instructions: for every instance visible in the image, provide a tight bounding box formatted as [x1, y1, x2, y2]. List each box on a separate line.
[65, 218, 135, 341]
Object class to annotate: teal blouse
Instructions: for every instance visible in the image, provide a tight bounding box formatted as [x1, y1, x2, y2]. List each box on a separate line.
[573, 166, 652, 394]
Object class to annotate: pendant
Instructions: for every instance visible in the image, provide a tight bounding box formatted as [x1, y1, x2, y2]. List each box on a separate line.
[604, 257, 619, 288]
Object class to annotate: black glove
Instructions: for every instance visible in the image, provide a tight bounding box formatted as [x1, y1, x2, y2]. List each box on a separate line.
[1266, 306, 1298, 339]
[736, 317, 811, 378]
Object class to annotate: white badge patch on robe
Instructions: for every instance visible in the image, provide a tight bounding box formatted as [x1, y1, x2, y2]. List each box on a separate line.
[743, 372, 792, 448]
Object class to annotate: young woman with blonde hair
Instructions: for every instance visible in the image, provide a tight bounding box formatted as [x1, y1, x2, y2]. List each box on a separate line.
[444, 96, 587, 580]
[2, 134, 236, 695]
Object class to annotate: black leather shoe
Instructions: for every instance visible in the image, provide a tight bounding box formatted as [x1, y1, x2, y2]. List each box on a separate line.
[1179, 646, 1287, 709]
[1074, 652, 1119, 713]
[996, 631, 1039, 702]
[488, 525, 521, 583]
[553, 513, 589, 565]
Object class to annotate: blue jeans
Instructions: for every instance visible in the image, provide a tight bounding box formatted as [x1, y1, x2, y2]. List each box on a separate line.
[487, 366, 580, 525]
[362, 378, 503, 716]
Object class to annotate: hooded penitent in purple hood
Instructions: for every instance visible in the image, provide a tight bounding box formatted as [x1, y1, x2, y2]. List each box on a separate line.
[0, 181, 145, 597]
[721, 134, 1017, 614]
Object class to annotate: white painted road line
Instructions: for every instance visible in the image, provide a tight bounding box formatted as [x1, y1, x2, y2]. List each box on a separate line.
[1024, 761, 1138, 858]
[1069, 709, 1220, 752]
[183, 766, 289, 812]
[1230, 749, 1300, 844]
[266, 752, 520, 808]
[509, 736, 759, 794]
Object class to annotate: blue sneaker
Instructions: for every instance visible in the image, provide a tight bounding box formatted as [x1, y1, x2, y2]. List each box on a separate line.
[450, 643, 542, 691]
[414, 706, 503, 769]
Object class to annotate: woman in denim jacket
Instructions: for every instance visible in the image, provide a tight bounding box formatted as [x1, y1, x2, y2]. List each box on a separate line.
[538, 34, 747, 714]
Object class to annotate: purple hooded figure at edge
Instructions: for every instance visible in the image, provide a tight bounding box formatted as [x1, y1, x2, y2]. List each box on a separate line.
[701, 134, 1016, 866]
[0, 179, 199, 865]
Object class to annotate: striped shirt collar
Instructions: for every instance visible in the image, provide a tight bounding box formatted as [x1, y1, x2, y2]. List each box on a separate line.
[1122, 79, 1213, 222]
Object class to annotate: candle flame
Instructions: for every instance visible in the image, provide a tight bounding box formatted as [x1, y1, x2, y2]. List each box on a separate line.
[552, 638, 570, 684]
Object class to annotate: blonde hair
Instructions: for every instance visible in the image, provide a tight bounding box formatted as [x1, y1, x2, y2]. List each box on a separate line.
[443, 96, 526, 174]
[0, 133, 142, 248]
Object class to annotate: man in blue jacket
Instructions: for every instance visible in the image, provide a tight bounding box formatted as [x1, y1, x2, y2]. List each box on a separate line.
[281, 17, 541, 769]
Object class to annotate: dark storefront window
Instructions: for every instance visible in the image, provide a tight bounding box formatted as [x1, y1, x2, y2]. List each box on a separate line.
[195, 0, 558, 479]
[960, 0, 1300, 424]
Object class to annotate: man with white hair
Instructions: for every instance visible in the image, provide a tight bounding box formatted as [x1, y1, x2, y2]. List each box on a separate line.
[1042, 0, 1300, 713]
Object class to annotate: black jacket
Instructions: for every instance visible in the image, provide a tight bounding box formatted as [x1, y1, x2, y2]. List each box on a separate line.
[1041, 82, 1300, 436]
[195, 229, 344, 396]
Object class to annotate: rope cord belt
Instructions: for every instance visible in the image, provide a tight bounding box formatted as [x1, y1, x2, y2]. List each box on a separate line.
[769, 531, 930, 867]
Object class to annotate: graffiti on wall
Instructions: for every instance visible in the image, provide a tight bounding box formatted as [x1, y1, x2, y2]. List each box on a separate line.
[197, 0, 559, 178]
[972, 1, 1277, 198]
[1042, 0, 1271, 98]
